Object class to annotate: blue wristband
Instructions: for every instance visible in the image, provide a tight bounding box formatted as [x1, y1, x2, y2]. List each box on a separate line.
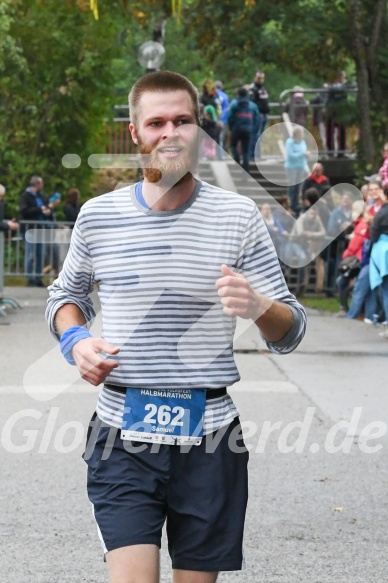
[60, 326, 92, 365]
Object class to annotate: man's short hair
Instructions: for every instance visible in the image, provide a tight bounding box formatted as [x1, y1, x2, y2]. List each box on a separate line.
[128, 71, 200, 127]
[237, 87, 248, 98]
[29, 176, 42, 187]
[0, 184, 5, 196]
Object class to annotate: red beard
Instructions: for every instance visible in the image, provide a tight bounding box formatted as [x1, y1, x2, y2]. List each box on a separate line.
[137, 132, 199, 187]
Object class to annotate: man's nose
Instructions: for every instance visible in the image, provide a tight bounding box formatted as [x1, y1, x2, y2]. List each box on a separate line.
[161, 122, 179, 140]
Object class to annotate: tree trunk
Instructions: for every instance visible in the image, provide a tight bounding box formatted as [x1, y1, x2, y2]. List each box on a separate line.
[367, 0, 386, 105]
[348, 0, 375, 168]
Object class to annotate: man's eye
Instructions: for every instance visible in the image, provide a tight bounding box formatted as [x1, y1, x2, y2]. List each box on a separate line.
[177, 119, 189, 125]
[150, 121, 162, 127]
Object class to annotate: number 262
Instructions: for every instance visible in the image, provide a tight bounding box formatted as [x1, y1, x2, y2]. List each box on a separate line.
[143, 404, 185, 426]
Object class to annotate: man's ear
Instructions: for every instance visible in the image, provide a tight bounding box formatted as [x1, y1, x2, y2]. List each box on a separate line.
[129, 123, 138, 144]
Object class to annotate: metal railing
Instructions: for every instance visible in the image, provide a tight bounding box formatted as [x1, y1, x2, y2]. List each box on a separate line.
[278, 86, 359, 156]
[0, 232, 22, 319]
[3, 220, 74, 284]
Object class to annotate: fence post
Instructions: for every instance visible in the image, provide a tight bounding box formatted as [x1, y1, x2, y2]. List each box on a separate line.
[0, 232, 7, 318]
[0, 230, 22, 316]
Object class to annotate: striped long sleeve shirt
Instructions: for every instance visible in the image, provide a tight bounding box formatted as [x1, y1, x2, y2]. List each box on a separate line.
[46, 180, 306, 433]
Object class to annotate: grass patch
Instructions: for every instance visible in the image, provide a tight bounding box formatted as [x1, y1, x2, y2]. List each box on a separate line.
[299, 296, 340, 313]
[4, 276, 55, 287]
[4, 276, 26, 287]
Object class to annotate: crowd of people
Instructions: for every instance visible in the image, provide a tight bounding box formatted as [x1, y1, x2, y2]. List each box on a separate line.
[198, 68, 355, 167]
[1, 70, 387, 341]
[0, 176, 82, 287]
[260, 148, 388, 340]
[198, 71, 270, 167]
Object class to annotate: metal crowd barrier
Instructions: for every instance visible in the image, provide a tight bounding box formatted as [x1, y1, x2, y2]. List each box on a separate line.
[281, 235, 347, 296]
[0, 232, 22, 321]
[3, 220, 74, 285]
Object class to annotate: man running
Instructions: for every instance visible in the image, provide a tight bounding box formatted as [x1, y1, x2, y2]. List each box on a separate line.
[46, 71, 306, 583]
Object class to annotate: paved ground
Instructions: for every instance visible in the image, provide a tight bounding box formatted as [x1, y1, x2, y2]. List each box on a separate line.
[1, 287, 388, 582]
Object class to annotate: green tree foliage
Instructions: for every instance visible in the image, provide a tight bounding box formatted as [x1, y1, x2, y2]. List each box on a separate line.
[0, 0, 130, 211]
[182, 0, 388, 171]
[1, 0, 387, 209]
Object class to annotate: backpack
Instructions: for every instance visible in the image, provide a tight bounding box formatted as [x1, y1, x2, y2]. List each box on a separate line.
[338, 255, 361, 278]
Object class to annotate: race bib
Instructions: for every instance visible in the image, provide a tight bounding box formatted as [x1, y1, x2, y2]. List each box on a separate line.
[121, 388, 206, 446]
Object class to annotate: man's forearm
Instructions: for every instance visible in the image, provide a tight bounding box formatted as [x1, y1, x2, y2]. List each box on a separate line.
[54, 304, 87, 337]
[254, 301, 294, 343]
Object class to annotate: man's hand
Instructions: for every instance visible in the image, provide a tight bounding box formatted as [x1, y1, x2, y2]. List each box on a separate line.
[41, 205, 52, 217]
[7, 219, 19, 231]
[72, 337, 120, 386]
[216, 264, 272, 321]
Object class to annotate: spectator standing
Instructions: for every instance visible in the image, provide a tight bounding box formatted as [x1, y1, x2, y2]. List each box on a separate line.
[248, 71, 270, 160]
[369, 186, 388, 338]
[346, 233, 378, 323]
[199, 82, 221, 115]
[325, 70, 348, 156]
[336, 200, 369, 315]
[19, 176, 53, 287]
[43, 190, 62, 276]
[201, 104, 219, 160]
[64, 188, 82, 225]
[302, 163, 331, 199]
[284, 87, 309, 127]
[227, 87, 259, 174]
[310, 92, 327, 150]
[215, 80, 229, 159]
[323, 193, 353, 296]
[284, 127, 310, 216]
[379, 143, 388, 188]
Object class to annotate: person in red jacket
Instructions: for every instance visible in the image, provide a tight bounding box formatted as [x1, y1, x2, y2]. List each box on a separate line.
[343, 205, 371, 261]
[302, 163, 331, 200]
[336, 201, 371, 315]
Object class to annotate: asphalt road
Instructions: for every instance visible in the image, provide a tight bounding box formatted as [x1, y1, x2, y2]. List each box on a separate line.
[1, 287, 387, 582]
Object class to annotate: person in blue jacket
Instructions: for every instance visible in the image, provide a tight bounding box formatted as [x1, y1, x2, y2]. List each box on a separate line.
[284, 127, 310, 216]
[215, 80, 230, 159]
[369, 187, 388, 337]
[227, 87, 259, 174]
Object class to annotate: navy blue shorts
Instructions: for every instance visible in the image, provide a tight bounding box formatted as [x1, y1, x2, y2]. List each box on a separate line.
[83, 413, 249, 572]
